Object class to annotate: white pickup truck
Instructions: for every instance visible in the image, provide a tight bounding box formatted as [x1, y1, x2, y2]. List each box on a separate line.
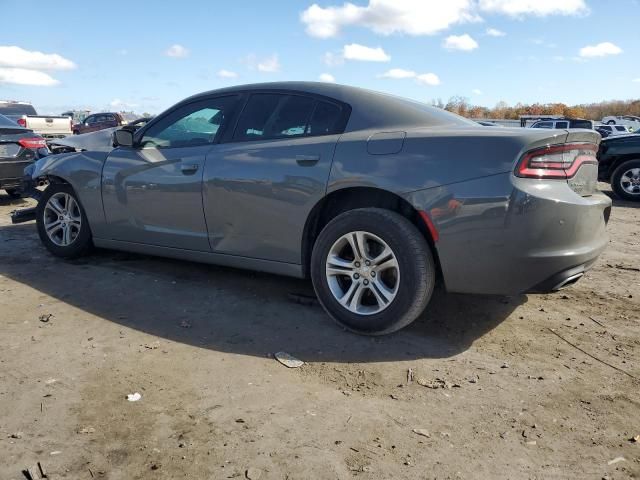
[0, 100, 73, 140]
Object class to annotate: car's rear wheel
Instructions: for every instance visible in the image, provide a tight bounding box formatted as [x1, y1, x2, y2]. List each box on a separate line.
[611, 159, 640, 201]
[311, 208, 435, 335]
[607, 120, 616, 125]
[36, 184, 92, 258]
[4, 188, 22, 199]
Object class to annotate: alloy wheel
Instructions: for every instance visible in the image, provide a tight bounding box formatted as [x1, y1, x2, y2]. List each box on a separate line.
[325, 231, 400, 315]
[620, 167, 640, 195]
[43, 192, 82, 246]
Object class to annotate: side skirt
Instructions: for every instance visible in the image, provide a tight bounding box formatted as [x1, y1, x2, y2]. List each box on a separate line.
[92, 238, 305, 278]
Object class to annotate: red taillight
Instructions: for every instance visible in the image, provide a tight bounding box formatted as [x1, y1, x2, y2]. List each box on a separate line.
[18, 137, 47, 149]
[17, 118, 27, 128]
[515, 143, 598, 179]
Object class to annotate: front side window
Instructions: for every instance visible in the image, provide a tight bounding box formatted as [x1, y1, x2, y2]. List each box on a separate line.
[555, 121, 569, 129]
[141, 96, 237, 148]
[533, 121, 553, 129]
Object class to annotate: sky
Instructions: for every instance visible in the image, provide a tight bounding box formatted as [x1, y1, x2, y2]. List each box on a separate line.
[0, 0, 639, 115]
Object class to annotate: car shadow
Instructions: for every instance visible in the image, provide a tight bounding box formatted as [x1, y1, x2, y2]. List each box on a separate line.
[601, 186, 639, 208]
[0, 221, 525, 363]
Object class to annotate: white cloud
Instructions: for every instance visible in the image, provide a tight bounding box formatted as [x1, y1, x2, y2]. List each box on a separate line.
[217, 69, 238, 78]
[379, 68, 417, 79]
[486, 27, 505, 37]
[165, 44, 189, 58]
[323, 52, 344, 67]
[443, 34, 478, 51]
[579, 42, 622, 58]
[416, 73, 440, 86]
[0, 46, 76, 70]
[301, 0, 479, 38]
[634, 78, 640, 83]
[258, 54, 281, 72]
[472, 88, 483, 95]
[379, 68, 440, 86]
[110, 98, 139, 109]
[319, 73, 336, 82]
[243, 54, 281, 73]
[343, 43, 390, 62]
[0, 67, 59, 86]
[478, 0, 589, 16]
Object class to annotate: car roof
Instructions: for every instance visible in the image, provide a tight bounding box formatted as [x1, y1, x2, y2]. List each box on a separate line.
[177, 81, 475, 132]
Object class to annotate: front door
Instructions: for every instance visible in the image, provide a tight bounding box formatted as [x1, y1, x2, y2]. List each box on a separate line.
[203, 93, 347, 264]
[101, 95, 240, 251]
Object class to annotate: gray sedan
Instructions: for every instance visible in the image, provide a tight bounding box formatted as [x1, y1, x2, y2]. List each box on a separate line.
[21, 82, 611, 334]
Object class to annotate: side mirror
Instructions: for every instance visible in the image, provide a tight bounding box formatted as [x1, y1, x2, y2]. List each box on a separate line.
[113, 129, 134, 147]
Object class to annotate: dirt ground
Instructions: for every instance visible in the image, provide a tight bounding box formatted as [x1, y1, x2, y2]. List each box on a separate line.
[1, 185, 638, 480]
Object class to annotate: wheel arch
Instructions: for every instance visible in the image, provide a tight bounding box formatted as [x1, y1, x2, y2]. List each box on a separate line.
[301, 186, 440, 278]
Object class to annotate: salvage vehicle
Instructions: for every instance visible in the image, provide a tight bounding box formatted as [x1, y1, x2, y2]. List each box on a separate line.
[13, 82, 612, 334]
[0, 114, 48, 198]
[597, 133, 640, 201]
[602, 115, 640, 130]
[530, 118, 594, 130]
[72, 112, 138, 135]
[595, 124, 631, 137]
[0, 100, 73, 140]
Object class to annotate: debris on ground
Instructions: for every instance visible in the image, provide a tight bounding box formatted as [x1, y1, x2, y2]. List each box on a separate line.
[407, 368, 414, 384]
[274, 351, 304, 368]
[416, 378, 459, 389]
[630, 435, 640, 443]
[412, 428, 430, 438]
[77, 426, 95, 434]
[287, 292, 318, 307]
[22, 462, 47, 479]
[607, 456, 626, 465]
[38, 314, 52, 323]
[9, 432, 23, 439]
[245, 467, 262, 479]
[126, 392, 142, 402]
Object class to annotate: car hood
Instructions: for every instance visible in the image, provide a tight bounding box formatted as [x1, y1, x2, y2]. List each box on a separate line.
[49, 127, 117, 152]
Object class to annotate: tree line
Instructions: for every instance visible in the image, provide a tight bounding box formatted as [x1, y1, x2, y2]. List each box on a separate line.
[432, 96, 640, 120]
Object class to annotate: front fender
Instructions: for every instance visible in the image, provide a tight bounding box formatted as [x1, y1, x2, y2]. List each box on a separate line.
[31, 151, 110, 236]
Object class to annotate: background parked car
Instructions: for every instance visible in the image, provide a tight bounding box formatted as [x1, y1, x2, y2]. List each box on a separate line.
[601, 115, 640, 130]
[72, 112, 138, 135]
[530, 118, 594, 129]
[0, 113, 48, 198]
[597, 134, 640, 201]
[0, 100, 73, 140]
[595, 124, 630, 137]
[61, 110, 91, 125]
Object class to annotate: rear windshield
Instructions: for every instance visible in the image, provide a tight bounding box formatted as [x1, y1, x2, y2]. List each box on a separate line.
[0, 113, 21, 127]
[0, 102, 37, 116]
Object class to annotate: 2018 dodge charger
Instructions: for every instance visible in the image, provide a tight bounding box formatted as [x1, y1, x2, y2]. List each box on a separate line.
[17, 82, 611, 334]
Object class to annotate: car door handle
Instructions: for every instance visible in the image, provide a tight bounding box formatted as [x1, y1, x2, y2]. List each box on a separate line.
[180, 163, 199, 175]
[296, 154, 320, 166]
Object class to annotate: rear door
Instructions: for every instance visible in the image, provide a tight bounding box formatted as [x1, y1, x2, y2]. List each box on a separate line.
[102, 95, 241, 250]
[202, 92, 348, 264]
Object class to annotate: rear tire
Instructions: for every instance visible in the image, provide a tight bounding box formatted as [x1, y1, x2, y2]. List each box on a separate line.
[5, 188, 22, 199]
[311, 208, 435, 335]
[36, 184, 93, 258]
[611, 159, 640, 201]
[607, 120, 616, 125]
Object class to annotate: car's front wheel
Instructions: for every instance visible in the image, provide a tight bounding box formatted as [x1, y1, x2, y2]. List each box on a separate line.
[311, 208, 435, 335]
[611, 159, 640, 201]
[36, 183, 92, 258]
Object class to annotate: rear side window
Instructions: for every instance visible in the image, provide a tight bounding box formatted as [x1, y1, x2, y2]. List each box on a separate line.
[233, 94, 345, 141]
[555, 121, 569, 129]
[569, 120, 592, 129]
[308, 101, 343, 136]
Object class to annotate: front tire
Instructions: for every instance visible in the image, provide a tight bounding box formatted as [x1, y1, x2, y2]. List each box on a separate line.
[607, 120, 616, 125]
[36, 184, 92, 258]
[311, 208, 435, 335]
[611, 159, 640, 201]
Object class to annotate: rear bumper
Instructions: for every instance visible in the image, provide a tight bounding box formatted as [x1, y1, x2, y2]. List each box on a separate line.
[405, 173, 612, 296]
[0, 159, 34, 188]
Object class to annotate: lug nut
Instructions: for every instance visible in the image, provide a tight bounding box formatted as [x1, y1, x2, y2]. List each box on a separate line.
[365, 260, 371, 266]
[371, 271, 376, 277]
[363, 279, 369, 285]
[354, 273, 360, 279]
[355, 261, 361, 268]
